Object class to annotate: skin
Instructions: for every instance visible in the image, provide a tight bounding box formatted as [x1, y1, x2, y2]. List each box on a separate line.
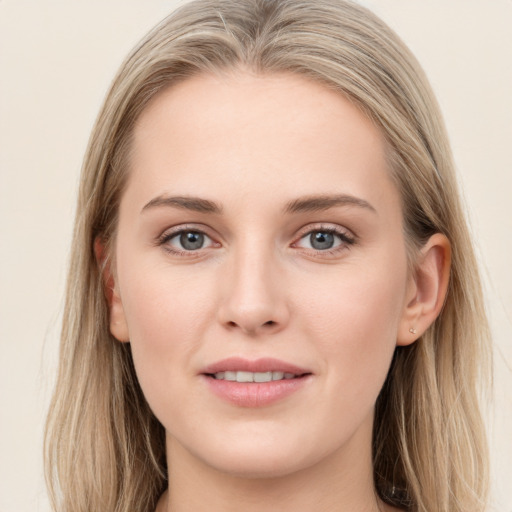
[105, 71, 450, 512]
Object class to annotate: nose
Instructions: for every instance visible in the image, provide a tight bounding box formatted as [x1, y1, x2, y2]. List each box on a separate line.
[217, 243, 290, 336]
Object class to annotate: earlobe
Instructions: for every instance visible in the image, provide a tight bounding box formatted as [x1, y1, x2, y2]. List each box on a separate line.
[94, 237, 130, 343]
[109, 286, 130, 343]
[397, 233, 451, 346]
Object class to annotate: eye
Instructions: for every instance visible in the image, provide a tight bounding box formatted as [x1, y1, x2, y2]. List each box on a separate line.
[160, 229, 216, 253]
[304, 231, 338, 250]
[294, 227, 355, 252]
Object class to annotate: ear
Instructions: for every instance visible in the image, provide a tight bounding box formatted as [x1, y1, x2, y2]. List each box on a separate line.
[397, 233, 451, 346]
[94, 237, 130, 343]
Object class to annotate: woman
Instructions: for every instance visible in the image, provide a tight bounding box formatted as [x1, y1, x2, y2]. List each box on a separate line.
[44, 1, 491, 511]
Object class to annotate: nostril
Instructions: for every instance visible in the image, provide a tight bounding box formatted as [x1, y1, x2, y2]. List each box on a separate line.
[225, 319, 277, 331]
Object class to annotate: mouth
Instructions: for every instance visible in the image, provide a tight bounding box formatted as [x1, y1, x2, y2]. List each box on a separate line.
[207, 371, 305, 382]
[200, 357, 312, 407]
[201, 356, 311, 380]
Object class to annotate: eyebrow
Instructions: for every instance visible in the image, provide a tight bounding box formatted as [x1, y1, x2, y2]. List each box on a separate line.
[141, 195, 223, 214]
[141, 193, 376, 216]
[284, 194, 376, 214]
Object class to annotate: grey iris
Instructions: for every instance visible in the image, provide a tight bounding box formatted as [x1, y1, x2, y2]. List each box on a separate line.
[180, 231, 204, 250]
[311, 231, 334, 250]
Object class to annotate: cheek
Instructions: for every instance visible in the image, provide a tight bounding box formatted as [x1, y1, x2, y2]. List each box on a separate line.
[118, 244, 218, 334]
[116, 259, 216, 405]
[297, 261, 406, 393]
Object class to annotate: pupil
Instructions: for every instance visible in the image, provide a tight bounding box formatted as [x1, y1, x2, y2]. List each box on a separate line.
[180, 231, 204, 250]
[310, 231, 334, 250]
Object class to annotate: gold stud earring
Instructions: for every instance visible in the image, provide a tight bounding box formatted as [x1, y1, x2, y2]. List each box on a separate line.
[409, 327, 417, 334]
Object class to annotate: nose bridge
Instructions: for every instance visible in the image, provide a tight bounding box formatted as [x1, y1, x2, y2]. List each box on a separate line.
[218, 235, 288, 334]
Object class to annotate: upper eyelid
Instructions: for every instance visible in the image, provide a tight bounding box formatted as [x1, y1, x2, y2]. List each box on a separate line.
[294, 223, 356, 239]
[159, 223, 215, 239]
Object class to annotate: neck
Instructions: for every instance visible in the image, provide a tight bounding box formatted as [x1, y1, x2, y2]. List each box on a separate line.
[157, 424, 393, 512]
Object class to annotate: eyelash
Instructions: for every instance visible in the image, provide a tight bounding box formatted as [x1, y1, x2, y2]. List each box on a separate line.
[156, 225, 218, 257]
[156, 224, 356, 258]
[293, 225, 356, 254]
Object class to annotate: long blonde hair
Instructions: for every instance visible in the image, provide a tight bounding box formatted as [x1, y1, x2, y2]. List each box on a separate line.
[44, 1, 491, 511]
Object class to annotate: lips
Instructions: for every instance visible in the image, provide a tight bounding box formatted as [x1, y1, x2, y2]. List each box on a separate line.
[201, 357, 310, 376]
[200, 357, 312, 407]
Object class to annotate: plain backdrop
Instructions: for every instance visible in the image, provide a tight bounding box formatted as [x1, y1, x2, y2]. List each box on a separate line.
[0, 1, 511, 511]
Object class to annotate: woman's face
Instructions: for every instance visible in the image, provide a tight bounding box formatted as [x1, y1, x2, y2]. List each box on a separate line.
[111, 72, 414, 478]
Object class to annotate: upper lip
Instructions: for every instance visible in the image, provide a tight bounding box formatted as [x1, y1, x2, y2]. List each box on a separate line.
[201, 357, 311, 375]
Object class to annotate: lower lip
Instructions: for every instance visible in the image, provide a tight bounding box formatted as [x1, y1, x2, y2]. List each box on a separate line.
[202, 375, 311, 407]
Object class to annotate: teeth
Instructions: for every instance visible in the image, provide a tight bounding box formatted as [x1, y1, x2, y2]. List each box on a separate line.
[237, 371, 254, 383]
[254, 371, 272, 382]
[213, 371, 297, 382]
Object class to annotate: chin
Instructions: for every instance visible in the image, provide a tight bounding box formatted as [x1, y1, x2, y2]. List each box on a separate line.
[205, 450, 311, 480]
[189, 430, 329, 480]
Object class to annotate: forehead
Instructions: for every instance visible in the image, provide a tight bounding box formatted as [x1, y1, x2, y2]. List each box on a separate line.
[126, 71, 400, 217]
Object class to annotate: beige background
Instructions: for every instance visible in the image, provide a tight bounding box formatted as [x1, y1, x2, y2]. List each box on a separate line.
[0, 1, 510, 511]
